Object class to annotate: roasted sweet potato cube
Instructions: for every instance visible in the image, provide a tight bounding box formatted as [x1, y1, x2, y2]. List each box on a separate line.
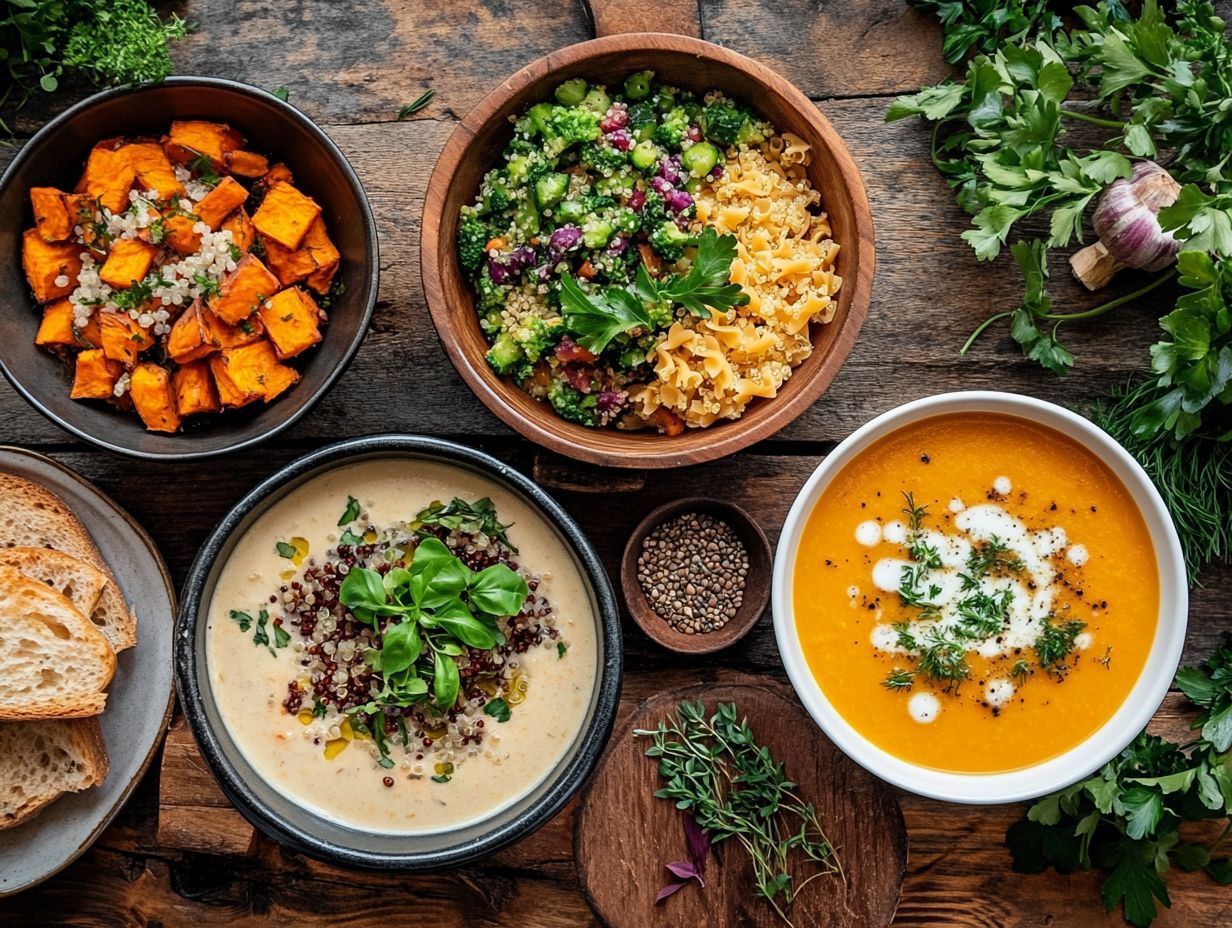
[130, 363, 181, 432]
[31, 188, 72, 243]
[63, 194, 104, 252]
[258, 288, 323, 359]
[208, 353, 259, 407]
[35, 298, 76, 347]
[76, 145, 137, 214]
[251, 182, 321, 250]
[160, 213, 201, 255]
[118, 142, 185, 198]
[70, 349, 122, 400]
[306, 219, 341, 294]
[171, 361, 221, 416]
[77, 312, 102, 349]
[254, 163, 294, 196]
[164, 120, 244, 167]
[99, 239, 158, 289]
[214, 340, 299, 402]
[99, 312, 150, 367]
[166, 302, 212, 363]
[221, 207, 255, 253]
[225, 150, 269, 178]
[209, 254, 280, 324]
[23, 230, 82, 302]
[261, 234, 317, 286]
[203, 306, 264, 350]
[195, 176, 249, 230]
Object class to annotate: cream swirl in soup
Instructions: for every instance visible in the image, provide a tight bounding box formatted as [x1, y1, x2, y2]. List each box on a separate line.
[206, 458, 598, 833]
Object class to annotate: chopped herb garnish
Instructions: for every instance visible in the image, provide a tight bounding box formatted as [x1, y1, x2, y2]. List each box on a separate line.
[273, 85, 290, 102]
[412, 497, 517, 552]
[338, 528, 364, 546]
[431, 773, 452, 783]
[192, 272, 221, 298]
[253, 609, 271, 649]
[186, 150, 222, 187]
[557, 640, 568, 659]
[398, 89, 435, 118]
[273, 623, 291, 649]
[275, 540, 297, 559]
[339, 495, 361, 526]
[228, 609, 253, 632]
[376, 756, 395, 769]
[484, 697, 512, 722]
[1035, 616, 1087, 672]
[229, 243, 242, 261]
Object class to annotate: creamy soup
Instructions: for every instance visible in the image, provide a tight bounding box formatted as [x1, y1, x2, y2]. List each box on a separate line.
[206, 458, 598, 833]
[792, 413, 1159, 774]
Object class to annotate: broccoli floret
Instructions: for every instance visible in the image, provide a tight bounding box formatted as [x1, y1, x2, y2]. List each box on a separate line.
[627, 102, 657, 140]
[480, 309, 503, 335]
[476, 271, 506, 312]
[617, 338, 653, 370]
[580, 142, 628, 173]
[547, 381, 598, 427]
[648, 221, 692, 263]
[639, 192, 668, 231]
[482, 174, 512, 212]
[623, 70, 654, 100]
[582, 194, 618, 213]
[540, 105, 601, 157]
[513, 317, 561, 362]
[503, 137, 535, 158]
[510, 359, 535, 384]
[486, 333, 524, 375]
[554, 79, 589, 106]
[653, 107, 689, 148]
[701, 102, 757, 147]
[645, 297, 674, 329]
[457, 208, 490, 271]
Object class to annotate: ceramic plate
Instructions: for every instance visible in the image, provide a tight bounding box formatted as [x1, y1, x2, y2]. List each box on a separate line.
[0, 447, 176, 896]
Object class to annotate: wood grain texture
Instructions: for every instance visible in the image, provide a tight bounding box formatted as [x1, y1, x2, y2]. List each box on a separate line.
[157, 719, 256, 857]
[0, 0, 1229, 924]
[585, 0, 703, 37]
[420, 32, 874, 467]
[576, 681, 907, 927]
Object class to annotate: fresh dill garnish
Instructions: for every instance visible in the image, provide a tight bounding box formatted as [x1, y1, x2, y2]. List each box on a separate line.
[883, 668, 917, 690]
[1034, 616, 1087, 672]
[1010, 658, 1031, 682]
[397, 89, 435, 118]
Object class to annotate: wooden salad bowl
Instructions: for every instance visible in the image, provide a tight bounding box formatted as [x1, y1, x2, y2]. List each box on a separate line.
[421, 30, 875, 470]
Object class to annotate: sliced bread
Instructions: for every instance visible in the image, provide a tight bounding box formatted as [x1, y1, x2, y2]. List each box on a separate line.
[0, 547, 107, 619]
[0, 718, 108, 829]
[0, 473, 136, 652]
[0, 567, 115, 720]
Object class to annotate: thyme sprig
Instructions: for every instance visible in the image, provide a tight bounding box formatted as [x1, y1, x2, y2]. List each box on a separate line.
[635, 701, 843, 927]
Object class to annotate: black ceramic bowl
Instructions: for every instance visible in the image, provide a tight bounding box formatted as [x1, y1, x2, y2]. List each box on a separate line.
[175, 435, 623, 869]
[0, 78, 378, 459]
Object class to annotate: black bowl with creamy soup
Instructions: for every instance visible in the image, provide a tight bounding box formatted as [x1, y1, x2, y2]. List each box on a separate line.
[175, 435, 621, 869]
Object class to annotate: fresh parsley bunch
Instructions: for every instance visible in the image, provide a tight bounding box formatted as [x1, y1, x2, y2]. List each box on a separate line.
[1, 0, 186, 118]
[1006, 640, 1232, 927]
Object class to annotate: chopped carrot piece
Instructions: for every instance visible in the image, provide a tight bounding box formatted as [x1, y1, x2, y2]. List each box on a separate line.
[117, 142, 185, 198]
[99, 312, 150, 367]
[224, 150, 270, 178]
[172, 361, 221, 416]
[34, 299, 77, 347]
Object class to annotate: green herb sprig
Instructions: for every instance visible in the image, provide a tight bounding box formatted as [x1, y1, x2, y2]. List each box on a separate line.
[338, 536, 528, 713]
[1006, 640, 1232, 928]
[411, 496, 515, 552]
[635, 701, 843, 927]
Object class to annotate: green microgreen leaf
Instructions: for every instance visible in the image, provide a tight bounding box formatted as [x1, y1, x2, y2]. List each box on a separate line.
[339, 495, 361, 526]
[398, 89, 435, 118]
[275, 540, 297, 559]
[484, 697, 512, 722]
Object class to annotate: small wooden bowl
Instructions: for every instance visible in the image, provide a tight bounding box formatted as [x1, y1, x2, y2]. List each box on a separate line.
[421, 33, 874, 470]
[620, 497, 771, 654]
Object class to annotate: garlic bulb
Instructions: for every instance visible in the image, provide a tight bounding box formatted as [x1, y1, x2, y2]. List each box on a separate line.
[1070, 161, 1181, 290]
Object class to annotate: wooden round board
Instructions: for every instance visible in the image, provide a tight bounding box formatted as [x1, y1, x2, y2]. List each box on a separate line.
[575, 682, 907, 928]
[0, 447, 177, 896]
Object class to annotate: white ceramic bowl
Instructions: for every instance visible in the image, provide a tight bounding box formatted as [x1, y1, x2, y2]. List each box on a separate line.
[772, 391, 1188, 804]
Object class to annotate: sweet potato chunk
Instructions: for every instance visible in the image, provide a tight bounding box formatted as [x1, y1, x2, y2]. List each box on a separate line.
[203, 306, 265, 350]
[118, 142, 185, 198]
[221, 207, 255, 253]
[76, 145, 137, 214]
[208, 353, 259, 407]
[70, 350, 122, 400]
[210, 255, 280, 324]
[195, 176, 248, 230]
[34, 299, 77, 347]
[99, 312, 150, 366]
[23, 230, 82, 302]
[99, 239, 157, 289]
[305, 221, 341, 294]
[130, 363, 181, 432]
[254, 163, 294, 198]
[261, 235, 317, 286]
[166, 302, 212, 363]
[258, 287, 322, 359]
[160, 213, 201, 255]
[164, 120, 244, 168]
[171, 361, 221, 416]
[62, 194, 105, 253]
[225, 150, 269, 178]
[251, 182, 321, 250]
[31, 188, 72, 243]
[213, 340, 299, 402]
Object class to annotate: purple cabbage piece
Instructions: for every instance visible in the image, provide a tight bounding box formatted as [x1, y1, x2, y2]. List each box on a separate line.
[600, 104, 628, 132]
[607, 128, 633, 151]
[487, 244, 537, 285]
[606, 235, 629, 256]
[549, 225, 583, 254]
[628, 188, 647, 210]
[596, 390, 626, 414]
[659, 156, 682, 184]
[650, 176, 673, 196]
[664, 189, 694, 213]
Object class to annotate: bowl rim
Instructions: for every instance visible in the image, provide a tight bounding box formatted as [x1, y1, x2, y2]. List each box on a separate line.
[174, 433, 623, 868]
[770, 390, 1189, 804]
[420, 32, 874, 469]
[0, 76, 379, 461]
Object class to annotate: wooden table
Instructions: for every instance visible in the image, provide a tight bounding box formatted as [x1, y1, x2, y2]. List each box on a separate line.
[2, 2, 1229, 925]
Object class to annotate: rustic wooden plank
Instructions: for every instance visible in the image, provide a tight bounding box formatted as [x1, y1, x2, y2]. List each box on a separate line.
[587, 0, 703, 38]
[157, 718, 257, 856]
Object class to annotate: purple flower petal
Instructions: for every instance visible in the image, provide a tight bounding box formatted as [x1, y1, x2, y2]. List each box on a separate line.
[656, 882, 686, 904]
[684, 814, 711, 868]
[665, 861, 699, 880]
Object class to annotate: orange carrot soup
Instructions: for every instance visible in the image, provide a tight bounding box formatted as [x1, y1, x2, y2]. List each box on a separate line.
[792, 412, 1159, 773]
